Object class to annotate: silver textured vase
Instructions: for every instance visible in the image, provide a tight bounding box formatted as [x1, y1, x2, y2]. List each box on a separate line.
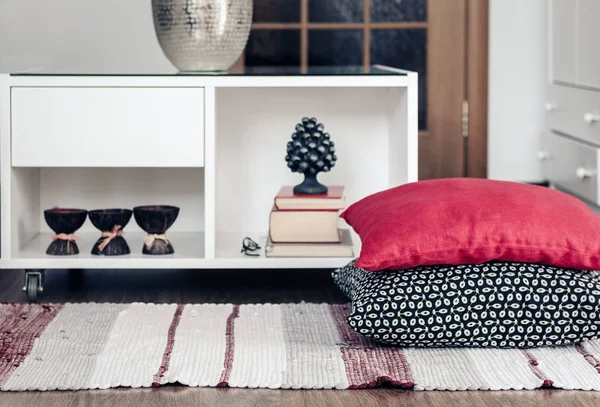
[152, 0, 253, 72]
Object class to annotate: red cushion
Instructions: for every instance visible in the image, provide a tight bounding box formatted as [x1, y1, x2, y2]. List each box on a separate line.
[340, 178, 600, 271]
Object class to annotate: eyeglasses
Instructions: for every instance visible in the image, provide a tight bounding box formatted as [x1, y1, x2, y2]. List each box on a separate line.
[241, 236, 261, 257]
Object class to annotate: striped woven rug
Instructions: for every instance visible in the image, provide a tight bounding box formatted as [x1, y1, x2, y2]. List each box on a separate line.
[1, 302, 600, 392]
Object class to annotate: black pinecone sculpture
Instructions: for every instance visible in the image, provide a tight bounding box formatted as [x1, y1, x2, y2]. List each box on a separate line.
[285, 117, 337, 195]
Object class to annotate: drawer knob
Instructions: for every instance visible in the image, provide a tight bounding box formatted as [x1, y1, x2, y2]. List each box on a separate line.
[576, 167, 595, 179]
[584, 112, 600, 124]
[536, 151, 551, 160]
[544, 102, 557, 112]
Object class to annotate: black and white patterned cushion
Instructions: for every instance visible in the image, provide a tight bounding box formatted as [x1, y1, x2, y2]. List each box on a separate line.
[332, 260, 600, 348]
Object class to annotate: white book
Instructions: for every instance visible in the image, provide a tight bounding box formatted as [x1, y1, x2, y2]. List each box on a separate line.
[265, 229, 354, 258]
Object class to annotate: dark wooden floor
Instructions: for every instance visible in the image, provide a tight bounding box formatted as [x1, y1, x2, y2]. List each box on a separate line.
[0, 268, 599, 407]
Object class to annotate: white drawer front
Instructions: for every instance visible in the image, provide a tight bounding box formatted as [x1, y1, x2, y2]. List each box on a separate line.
[582, 88, 600, 144]
[551, 0, 577, 84]
[546, 85, 588, 140]
[541, 131, 599, 205]
[11, 87, 205, 167]
[547, 84, 600, 145]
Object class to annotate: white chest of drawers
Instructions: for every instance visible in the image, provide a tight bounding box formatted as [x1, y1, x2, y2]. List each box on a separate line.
[0, 67, 419, 296]
[541, 0, 600, 206]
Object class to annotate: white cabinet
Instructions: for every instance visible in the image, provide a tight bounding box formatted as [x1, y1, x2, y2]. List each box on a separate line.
[578, 0, 600, 89]
[544, 1, 600, 206]
[0, 69, 418, 272]
[551, 0, 577, 84]
[11, 87, 205, 167]
[550, 0, 600, 89]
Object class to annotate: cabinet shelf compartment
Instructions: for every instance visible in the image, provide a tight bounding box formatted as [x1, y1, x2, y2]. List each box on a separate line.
[213, 86, 414, 267]
[5, 167, 206, 269]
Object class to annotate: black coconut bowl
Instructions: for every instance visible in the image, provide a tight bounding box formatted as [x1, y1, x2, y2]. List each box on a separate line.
[43, 208, 88, 256]
[89, 208, 133, 232]
[89, 209, 133, 256]
[133, 205, 180, 255]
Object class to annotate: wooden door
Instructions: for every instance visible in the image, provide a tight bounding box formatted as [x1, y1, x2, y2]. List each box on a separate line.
[241, 0, 488, 179]
[419, 0, 466, 179]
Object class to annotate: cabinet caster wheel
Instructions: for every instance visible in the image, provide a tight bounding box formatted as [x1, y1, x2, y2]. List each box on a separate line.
[23, 270, 44, 302]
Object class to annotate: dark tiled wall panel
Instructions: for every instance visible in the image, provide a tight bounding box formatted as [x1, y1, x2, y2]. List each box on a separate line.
[246, 30, 301, 67]
[308, 30, 363, 66]
[308, 0, 363, 22]
[253, 0, 301, 22]
[371, 0, 427, 22]
[371, 29, 427, 129]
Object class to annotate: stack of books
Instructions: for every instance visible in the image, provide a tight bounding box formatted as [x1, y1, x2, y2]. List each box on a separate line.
[265, 186, 354, 257]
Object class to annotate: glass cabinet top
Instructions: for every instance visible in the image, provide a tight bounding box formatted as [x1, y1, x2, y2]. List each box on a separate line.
[9, 65, 407, 77]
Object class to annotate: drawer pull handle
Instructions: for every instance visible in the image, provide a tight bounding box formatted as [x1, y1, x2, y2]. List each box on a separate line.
[544, 102, 557, 112]
[536, 151, 551, 160]
[584, 112, 600, 124]
[576, 167, 595, 179]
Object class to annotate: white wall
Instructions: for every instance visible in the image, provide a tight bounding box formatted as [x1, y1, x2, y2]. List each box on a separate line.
[0, 0, 174, 73]
[487, 0, 547, 181]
